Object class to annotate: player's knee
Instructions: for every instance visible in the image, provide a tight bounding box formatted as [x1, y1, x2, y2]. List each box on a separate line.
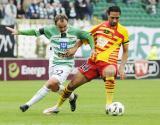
[104, 76, 115, 83]
[46, 80, 59, 92]
[50, 83, 59, 92]
[103, 65, 116, 77]
[106, 70, 115, 76]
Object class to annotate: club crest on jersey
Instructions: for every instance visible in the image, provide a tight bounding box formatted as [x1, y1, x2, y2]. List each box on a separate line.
[59, 38, 68, 49]
[104, 29, 110, 34]
[60, 42, 67, 49]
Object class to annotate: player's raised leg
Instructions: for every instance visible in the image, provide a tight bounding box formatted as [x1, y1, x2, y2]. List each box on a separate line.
[43, 71, 89, 115]
[20, 78, 59, 112]
[20, 65, 75, 112]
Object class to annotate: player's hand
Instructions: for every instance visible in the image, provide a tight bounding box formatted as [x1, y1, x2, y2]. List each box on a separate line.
[65, 47, 77, 57]
[91, 49, 97, 56]
[90, 49, 97, 60]
[118, 65, 125, 80]
[5, 27, 18, 35]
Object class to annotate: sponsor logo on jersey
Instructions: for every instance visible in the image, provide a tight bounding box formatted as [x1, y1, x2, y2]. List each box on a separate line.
[96, 37, 108, 48]
[60, 42, 67, 49]
[60, 38, 69, 49]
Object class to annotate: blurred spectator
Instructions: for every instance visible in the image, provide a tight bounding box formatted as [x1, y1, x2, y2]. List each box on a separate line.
[142, 0, 157, 15]
[43, 0, 54, 4]
[0, 4, 4, 22]
[68, 2, 77, 19]
[68, 2, 77, 25]
[53, 2, 66, 17]
[147, 0, 157, 15]
[101, 9, 108, 20]
[60, 0, 70, 18]
[39, 2, 48, 19]
[1, 0, 17, 25]
[86, 0, 94, 20]
[46, 3, 54, 19]
[16, 3, 25, 18]
[75, 0, 88, 20]
[27, 0, 39, 19]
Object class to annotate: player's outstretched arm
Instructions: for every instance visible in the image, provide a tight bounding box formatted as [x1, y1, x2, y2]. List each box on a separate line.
[6, 26, 40, 36]
[6, 27, 18, 35]
[118, 44, 129, 80]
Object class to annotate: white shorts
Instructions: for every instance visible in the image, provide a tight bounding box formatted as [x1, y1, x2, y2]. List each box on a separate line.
[49, 65, 73, 84]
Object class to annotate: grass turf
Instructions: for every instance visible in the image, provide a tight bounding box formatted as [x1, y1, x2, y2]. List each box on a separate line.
[0, 79, 160, 125]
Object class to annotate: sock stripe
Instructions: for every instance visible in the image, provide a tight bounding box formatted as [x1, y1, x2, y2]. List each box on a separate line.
[60, 96, 66, 101]
[65, 87, 73, 93]
[105, 77, 114, 81]
[105, 85, 115, 88]
[105, 79, 115, 105]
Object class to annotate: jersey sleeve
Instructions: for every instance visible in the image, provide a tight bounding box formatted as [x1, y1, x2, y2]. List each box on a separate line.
[89, 23, 103, 34]
[18, 26, 55, 39]
[18, 29, 41, 36]
[43, 26, 54, 39]
[122, 28, 129, 45]
[77, 30, 94, 49]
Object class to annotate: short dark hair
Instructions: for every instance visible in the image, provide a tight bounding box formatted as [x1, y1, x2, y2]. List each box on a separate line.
[54, 14, 68, 24]
[107, 6, 121, 15]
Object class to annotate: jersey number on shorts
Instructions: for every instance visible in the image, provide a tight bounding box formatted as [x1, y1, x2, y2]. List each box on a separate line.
[53, 70, 63, 76]
[80, 63, 90, 72]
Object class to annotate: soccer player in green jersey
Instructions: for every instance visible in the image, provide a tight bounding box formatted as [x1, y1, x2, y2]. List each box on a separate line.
[6, 14, 94, 113]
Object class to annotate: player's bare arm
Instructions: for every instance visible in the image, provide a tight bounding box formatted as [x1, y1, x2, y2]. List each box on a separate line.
[6, 27, 18, 35]
[118, 44, 129, 80]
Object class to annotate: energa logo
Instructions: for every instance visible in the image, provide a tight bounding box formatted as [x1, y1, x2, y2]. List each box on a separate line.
[8, 63, 20, 78]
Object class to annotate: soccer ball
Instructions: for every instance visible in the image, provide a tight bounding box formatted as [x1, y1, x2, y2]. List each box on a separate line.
[106, 102, 124, 116]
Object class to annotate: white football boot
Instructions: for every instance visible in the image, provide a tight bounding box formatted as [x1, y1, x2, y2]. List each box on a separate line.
[43, 105, 59, 115]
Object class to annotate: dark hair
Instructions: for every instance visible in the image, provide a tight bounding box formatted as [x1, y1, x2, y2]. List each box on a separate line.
[107, 6, 121, 15]
[54, 14, 68, 24]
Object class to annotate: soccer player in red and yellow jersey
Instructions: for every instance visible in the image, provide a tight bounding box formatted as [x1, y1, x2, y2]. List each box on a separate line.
[43, 5, 129, 115]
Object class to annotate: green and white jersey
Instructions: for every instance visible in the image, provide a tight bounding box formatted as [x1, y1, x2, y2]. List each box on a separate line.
[48, 31, 78, 67]
[18, 25, 94, 67]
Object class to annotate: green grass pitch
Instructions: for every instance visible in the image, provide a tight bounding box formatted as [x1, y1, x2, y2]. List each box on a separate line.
[0, 79, 160, 125]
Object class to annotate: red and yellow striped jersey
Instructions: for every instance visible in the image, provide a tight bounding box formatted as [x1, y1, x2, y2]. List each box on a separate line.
[89, 21, 129, 64]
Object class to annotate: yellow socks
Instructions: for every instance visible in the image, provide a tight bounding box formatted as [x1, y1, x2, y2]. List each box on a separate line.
[105, 77, 115, 106]
[57, 87, 73, 107]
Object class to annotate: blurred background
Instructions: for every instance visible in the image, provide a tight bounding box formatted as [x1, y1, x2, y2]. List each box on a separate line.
[0, 0, 160, 80]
